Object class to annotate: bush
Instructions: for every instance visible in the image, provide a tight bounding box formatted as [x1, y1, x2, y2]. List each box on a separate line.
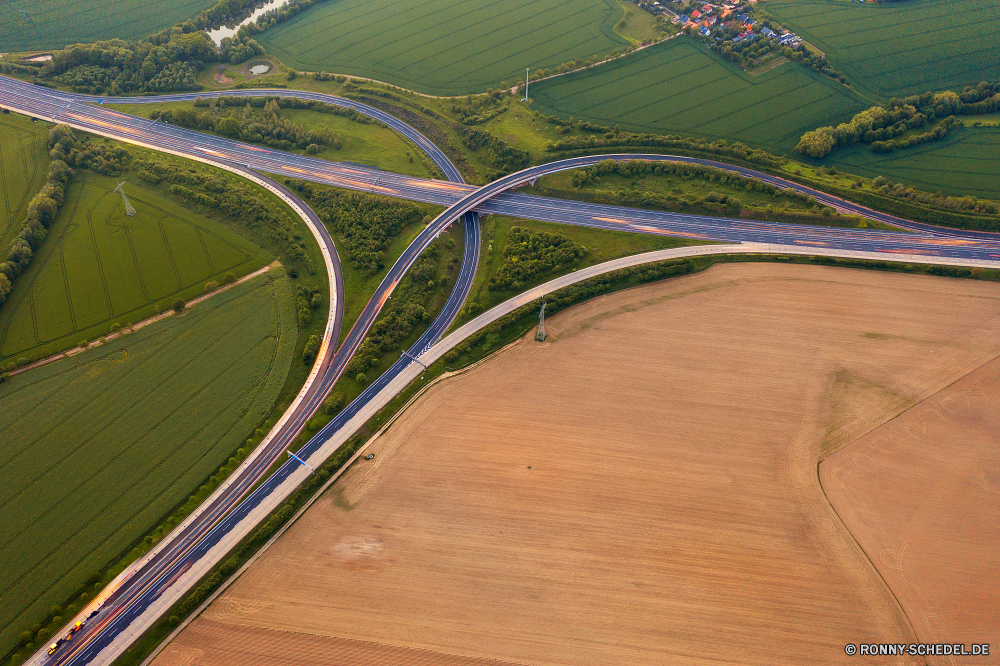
[172, 299, 185, 312]
[302, 334, 321, 364]
[355, 372, 367, 384]
[224, 272, 236, 284]
[205, 280, 219, 292]
[323, 391, 345, 414]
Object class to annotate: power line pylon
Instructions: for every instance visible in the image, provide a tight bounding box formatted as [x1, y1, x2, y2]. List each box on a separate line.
[114, 181, 137, 217]
[535, 302, 547, 342]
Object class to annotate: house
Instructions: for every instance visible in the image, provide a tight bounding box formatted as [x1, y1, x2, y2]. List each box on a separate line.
[733, 35, 744, 43]
[707, 16, 718, 25]
[702, 4, 713, 12]
[690, 9, 702, 19]
[760, 26, 775, 38]
[700, 25, 711, 35]
[738, 12, 749, 21]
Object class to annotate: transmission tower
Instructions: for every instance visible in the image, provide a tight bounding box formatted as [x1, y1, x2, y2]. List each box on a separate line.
[114, 181, 137, 217]
[522, 67, 530, 102]
[535, 302, 547, 342]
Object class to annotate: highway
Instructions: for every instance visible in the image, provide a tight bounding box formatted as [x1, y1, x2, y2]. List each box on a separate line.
[5, 77, 1000, 264]
[3, 74, 1000, 666]
[4, 76, 482, 666]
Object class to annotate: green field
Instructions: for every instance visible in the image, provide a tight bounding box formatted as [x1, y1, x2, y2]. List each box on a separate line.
[0, 117, 50, 252]
[0, 172, 272, 364]
[0, 0, 217, 52]
[821, 127, 1000, 199]
[530, 37, 868, 153]
[767, 0, 1000, 102]
[259, 0, 630, 96]
[0, 270, 295, 655]
[457, 215, 695, 328]
[107, 101, 435, 178]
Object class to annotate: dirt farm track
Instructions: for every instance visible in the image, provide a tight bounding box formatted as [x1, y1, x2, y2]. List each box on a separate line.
[153, 263, 1000, 666]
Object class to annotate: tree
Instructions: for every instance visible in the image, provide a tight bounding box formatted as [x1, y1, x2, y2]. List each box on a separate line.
[794, 128, 836, 157]
[323, 391, 345, 414]
[217, 116, 242, 138]
[0, 273, 11, 305]
[172, 299, 185, 312]
[355, 372, 367, 384]
[302, 334, 320, 364]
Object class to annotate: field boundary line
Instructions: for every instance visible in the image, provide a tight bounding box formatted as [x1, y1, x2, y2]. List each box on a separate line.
[6, 262, 278, 378]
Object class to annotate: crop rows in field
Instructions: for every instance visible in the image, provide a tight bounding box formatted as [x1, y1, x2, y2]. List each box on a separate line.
[260, 0, 629, 96]
[0, 271, 296, 654]
[0, 0, 217, 52]
[531, 38, 867, 153]
[0, 118, 49, 253]
[0, 173, 271, 363]
[823, 127, 1000, 199]
[768, 0, 1000, 101]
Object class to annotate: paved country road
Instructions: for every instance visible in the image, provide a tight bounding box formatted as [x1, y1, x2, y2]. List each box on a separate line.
[2, 75, 999, 666]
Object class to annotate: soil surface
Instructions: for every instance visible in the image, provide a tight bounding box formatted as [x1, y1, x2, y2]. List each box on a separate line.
[152, 263, 1000, 666]
[822, 359, 1000, 665]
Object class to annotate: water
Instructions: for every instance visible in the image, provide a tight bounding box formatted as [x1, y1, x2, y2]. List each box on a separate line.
[250, 64, 271, 75]
[206, 0, 291, 44]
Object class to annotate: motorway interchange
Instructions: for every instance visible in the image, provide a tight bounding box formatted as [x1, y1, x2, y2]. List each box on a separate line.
[3, 74, 1000, 666]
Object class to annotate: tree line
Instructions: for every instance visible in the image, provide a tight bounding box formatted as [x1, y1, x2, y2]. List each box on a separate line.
[461, 128, 531, 175]
[135, 155, 316, 274]
[795, 82, 1000, 157]
[543, 120, 785, 169]
[0, 127, 75, 307]
[151, 100, 337, 153]
[488, 227, 587, 292]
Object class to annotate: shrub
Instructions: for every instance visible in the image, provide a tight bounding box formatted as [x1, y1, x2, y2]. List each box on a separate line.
[323, 391, 345, 414]
[205, 280, 219, 292]
[172, 299, 185, 312]
[302, 334, 320, 364]
[355, 372, 367, 384]
[224, 272, 236, 284]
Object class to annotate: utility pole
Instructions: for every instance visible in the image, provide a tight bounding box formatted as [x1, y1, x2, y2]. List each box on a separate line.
[535, 302, 547, 341]
[114, 181, 137, 217]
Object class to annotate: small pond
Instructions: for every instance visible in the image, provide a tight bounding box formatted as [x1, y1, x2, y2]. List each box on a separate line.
[206, 0, 291, 44]
[250, 63, 271, 75]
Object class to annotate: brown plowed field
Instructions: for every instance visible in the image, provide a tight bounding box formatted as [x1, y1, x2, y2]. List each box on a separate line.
[153, 263, 1000, 666]
[822, 359, 1000, 665]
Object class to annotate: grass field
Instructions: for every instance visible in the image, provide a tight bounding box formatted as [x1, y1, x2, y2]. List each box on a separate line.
[820, 126, 1000, 199]
[106, 101, 435, 178]
[0, 270, 296, 657]
[0, 116, 50, 252]
[767, 0, 1000, 102]
[152, 262, 1000, 666]
[458, 215, 694, 327]
[0, 172, 272, 364]
[530, 37, 868, 154]
[259, 0, 630, 96]
[0, 0, 218, 52]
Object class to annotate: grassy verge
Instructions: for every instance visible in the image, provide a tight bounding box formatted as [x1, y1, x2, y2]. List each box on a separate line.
[454, 215, 700, 329]
[523, 167, 899, 231]
[104, 100, 433, 178]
